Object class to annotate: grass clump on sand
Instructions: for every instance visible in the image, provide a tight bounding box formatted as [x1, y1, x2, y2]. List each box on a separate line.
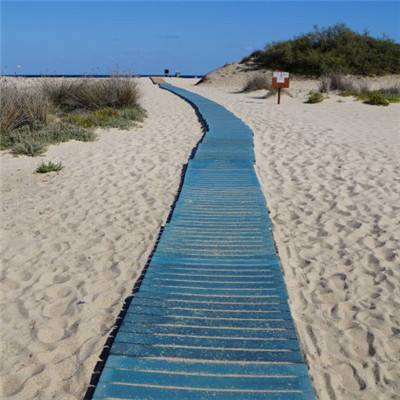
[36, 161, 63, 173]
[64, 106, 145, 130]
[305, 91, 325, 104]
[12, 140, 46, 157]
[241, 74, 292, 99]
[0, 84, 48, 133]
[1, 122, 95, 156]
[1, 77, 145, 156]
[44, 77, 142, 111]
[362, 92, 390, 106]
[0, 83, 96, 156]
[45, 77, 145, 130]
[242, 74, 272, 92]
[242, 24, 400, 76]
[319, 73, 400, 105]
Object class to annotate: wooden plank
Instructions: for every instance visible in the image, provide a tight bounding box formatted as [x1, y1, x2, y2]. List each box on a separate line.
[88, 82, 315, 400]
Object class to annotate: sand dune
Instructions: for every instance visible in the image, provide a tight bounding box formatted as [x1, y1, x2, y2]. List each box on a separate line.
[168, 77, 400, 400]
[0, 79, 203, 399]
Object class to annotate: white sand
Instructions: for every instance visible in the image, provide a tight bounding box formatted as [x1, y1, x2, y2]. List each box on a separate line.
[1, 76, 399, 400]
[168, 77, 400, 400]
[0, 78, 203, 399]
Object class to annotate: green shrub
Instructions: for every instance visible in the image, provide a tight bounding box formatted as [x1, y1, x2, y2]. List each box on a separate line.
[363, 91, 390, 106]
[36, 122, 96, 143]
[44, 77, 141, 111]
[36, 161, 63, 173]
[306, 91, 325, 104]
[12, 140, 45, 156]
[64, 106, 146, 129]
[378, 85, 400, 103]
[1, 122, 96, 156]
[245, 24, 400, 76]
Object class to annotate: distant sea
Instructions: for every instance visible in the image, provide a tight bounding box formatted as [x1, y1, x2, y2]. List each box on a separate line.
[2, 74, 202, 78]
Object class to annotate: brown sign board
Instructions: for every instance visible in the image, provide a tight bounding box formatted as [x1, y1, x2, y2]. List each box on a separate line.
[272, 71, 290, 89]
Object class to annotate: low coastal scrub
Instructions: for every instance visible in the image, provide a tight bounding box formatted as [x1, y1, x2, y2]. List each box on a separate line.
[36, 161, 63, 173]
[44, 77, 141, 111]
[242, 74, 272, 92]
[1, 122, 95, 156]
[0, 85, 48, 133]
[361, 92, 390, 106]
[12, 140, 46, 157]
[242, 24, 400, 76]
[64, 106, 145, 129]
[305, 91, 325, 104]
[241, 74, 292, 99]
[45, 77, 146, 129]
[319, 73, 400, 105]
[0, 77, 145, 156]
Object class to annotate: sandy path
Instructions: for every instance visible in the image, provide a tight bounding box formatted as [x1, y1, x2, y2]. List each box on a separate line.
[0, 79, 203, 399]
[168, 78, 400, 400]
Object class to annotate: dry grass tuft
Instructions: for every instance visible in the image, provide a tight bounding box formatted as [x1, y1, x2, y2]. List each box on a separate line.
[1, 77, 146, 156]
[242, 73, 272, 92]
[319, 73, 400, 104]
[0, 84, 48, 133]
[43, 77, 140, 112]
[319, 73, 371, 93]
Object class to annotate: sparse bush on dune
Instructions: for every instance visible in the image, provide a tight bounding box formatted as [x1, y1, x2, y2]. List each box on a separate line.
[44, 77, 141, 111]
[242, 74, 272, 92]
[64, 106, 146, 130]
[319, 73, 371, 93]
[0, 85, 48, 133]
[377, 84, 400, 103]
[1, 122, 95, 156]
[11, 140, 46, 157]
[1, 76, 146, 156]
[306, 91, 325, 104]
[318, 72, 400, 105]
[362, 92, 390, 106]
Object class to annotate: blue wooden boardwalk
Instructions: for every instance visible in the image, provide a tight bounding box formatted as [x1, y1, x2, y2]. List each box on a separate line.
[90, 83, 316, 399]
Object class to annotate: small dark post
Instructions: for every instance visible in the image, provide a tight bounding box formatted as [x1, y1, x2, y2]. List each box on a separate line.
[277, 88, 281, 104]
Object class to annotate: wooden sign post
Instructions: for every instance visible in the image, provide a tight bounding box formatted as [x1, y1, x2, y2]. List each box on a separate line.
[272, 71, 290, 104]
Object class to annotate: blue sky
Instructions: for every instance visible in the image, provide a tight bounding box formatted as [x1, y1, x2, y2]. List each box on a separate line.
[1, 1, 399, 75]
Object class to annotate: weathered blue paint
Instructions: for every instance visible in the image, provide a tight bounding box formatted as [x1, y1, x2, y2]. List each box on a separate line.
[90, 83, 316, 399]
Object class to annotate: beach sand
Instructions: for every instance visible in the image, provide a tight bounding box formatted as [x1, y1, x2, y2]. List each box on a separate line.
[0, 78, 203, 399]
[1, 76, 399, 400]
[168, 77, 400, 400]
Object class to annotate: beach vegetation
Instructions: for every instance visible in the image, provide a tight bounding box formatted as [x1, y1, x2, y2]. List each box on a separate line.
[242, 74, 272, 92]
[319, 73, 371, 93]
[1, 122, 95, 156]
[242, 24, 400, 76]
[43, 77, 141, 111]
[318, 73, 400, 105]
[0, 85, 48, 133]
[63, 106, 145, 129]
[1, 77, 145, 156]
[11, 140, 46, 156]
[362, 92, 390, 106]
[36, 161, 63, 173]
[306, 91, 325, 104]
